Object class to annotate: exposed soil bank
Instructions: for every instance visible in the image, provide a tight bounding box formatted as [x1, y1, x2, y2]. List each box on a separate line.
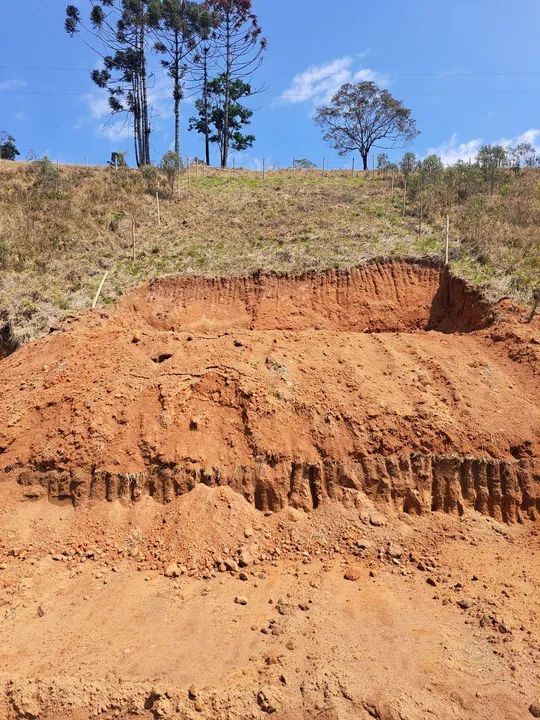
[124, 259, 494, 334]
[1, 260, 538, 523]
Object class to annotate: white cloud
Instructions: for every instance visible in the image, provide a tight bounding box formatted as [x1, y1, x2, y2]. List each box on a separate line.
[277, 56, 388, 106]
[426, 133, 482, 164]
[79, 92, 132, 141]
[427, 129, 540, 165]
[78, 72, 177, 142]
[498, 128, 540, 149]
[0, 78, 26, 92]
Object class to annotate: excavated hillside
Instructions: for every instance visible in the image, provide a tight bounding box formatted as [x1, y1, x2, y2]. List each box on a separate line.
[1, 259, 538, 524]
[1, 259, 540, 720]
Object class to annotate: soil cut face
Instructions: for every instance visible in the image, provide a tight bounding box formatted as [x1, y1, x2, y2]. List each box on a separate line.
[0, 259, 538, 523]
[0, 259, 539, 719]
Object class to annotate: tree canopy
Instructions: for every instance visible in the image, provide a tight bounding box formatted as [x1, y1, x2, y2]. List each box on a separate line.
[315, 82, 419, 170]
[0, 132, 20, 161]
[189, 75, 255, 158]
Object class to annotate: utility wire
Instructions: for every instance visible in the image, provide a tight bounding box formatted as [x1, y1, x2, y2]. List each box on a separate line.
[2, 88, 540, 98]
[2, 64, 540, 77]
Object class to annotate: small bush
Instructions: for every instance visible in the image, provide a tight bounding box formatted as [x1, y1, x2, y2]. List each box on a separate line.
[140, 164, 160, 195]
[159, 151, 182, 194]
[108, 151, 128, 169]
[32, 157, 61, 196]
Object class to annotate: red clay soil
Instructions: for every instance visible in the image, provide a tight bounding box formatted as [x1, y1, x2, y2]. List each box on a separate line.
[0, 259, 538, 522]
[0, 259, 540, 720]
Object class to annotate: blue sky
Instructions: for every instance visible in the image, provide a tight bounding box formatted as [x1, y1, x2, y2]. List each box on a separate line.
[1, 0, 540, 168]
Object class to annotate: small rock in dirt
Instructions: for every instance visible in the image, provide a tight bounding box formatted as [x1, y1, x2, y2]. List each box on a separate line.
[238, 549, 252, 567]
[257, 688, 280, 714]
[344, 567, 361, 582]
[234, 595, 248, 606]
[239, 572, 249, 581]
[426, 577, 437, 587]
[369, 513, 386, 527]
[164, 563, 180, 578]
[225, 558, 239, 573]
[457, 598, 472, 610]
[37, 605, 45, 617]
[356, 540, 372, 551]
[387, 543, 403, 559]
[530, 702, 540, 718]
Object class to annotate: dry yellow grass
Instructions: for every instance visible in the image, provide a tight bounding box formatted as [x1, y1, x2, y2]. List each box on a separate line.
[0, 159, 538, 348]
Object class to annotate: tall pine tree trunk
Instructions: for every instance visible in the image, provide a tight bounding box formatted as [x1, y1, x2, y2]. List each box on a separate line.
[203, 47, 210, 166]
[140, 23, 150, 165]
[173, 31, 181, 156]
[221, 12, 231, 168]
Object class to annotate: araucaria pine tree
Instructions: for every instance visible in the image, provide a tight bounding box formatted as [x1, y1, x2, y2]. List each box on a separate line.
[203, 0, 266, 168]
[65, 1, 161, 167]
[154, 0, 212, 157]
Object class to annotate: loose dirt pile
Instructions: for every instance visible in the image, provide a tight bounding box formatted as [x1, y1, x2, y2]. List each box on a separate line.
[0, 259, 539, 719]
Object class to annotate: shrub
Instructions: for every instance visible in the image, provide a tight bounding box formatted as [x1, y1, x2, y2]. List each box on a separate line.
[159, 151, 182, 193]
[140, 164, 160, 194]
[32, 157, 61, 195]
[108, 151, 128, 168]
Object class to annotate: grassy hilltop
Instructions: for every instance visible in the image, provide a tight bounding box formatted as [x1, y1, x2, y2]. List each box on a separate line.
[0, 158, 539, 348]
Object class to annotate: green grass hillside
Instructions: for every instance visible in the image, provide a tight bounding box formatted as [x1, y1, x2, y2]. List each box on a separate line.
[0, 159, 539, 349]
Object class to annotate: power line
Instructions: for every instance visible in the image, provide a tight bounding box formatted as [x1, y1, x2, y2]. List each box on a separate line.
[3, 88, 540, 98]
[2, 64, 540, 77]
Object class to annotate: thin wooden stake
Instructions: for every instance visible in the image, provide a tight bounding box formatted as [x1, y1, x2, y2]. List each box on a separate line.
[402, 178, 407, 215]
[132, 219, 136, 261]
[156, 190, 161, 225]
[92, 271, 109, 309]
[351, 157, 355, 178]
[445, 214, 450, 265]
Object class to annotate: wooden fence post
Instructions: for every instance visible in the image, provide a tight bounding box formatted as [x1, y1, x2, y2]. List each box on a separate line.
[445, 214, 450, 265]
[402, 178, 407, 215]
[351, 157, 355, 178]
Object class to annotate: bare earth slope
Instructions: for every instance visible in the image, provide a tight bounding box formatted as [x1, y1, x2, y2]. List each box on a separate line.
[0, 259, 538, 521]
[0, 259, 539, 719]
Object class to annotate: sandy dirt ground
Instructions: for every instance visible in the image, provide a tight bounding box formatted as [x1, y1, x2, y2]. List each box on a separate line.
[0, 260, 538, 718]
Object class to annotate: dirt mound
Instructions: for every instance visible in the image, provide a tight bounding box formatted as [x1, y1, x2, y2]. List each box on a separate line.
[1, 259, 540, 720]
[0, 259, 539, 524]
